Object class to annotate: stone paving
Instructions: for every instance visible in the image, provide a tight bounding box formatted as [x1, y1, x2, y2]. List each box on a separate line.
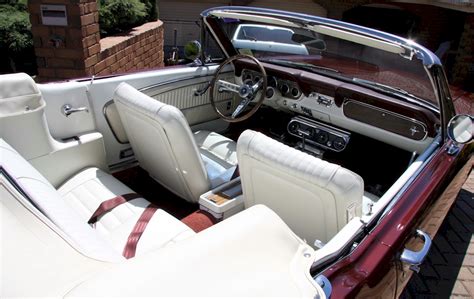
[402, 169, 474, 298]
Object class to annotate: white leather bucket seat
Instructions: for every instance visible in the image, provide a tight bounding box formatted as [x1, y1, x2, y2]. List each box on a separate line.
[237, 130, 363, 246]
[114, 82, 237, 203]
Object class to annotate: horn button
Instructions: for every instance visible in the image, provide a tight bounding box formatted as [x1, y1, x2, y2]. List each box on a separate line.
[239, 84, 253, 98]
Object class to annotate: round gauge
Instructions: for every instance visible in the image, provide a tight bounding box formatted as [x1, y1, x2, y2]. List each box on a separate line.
[243, 72, 253, 82]
[291, 87, 299, 97]
[316, 131, 329, 144]
[333, 137, 346, 151]
[268, 77, 278, 88]
[253, 76, 261, 84]
[280, 83, 290, 95]
[265, 87, 275, 98]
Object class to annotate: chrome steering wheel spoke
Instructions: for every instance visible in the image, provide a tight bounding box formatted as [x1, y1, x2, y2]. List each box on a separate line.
[252, 79, 263, 93]
[216, 80, 240, 94]
[232, 97, 252, 118]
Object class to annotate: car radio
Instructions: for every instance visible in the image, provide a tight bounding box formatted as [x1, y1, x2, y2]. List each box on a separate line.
[287, 116, 350, 152]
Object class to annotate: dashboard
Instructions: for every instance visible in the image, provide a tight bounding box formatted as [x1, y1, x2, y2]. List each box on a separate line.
[235, 62, 440, 154]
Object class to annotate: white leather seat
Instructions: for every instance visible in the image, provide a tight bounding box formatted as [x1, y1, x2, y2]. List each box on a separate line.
[237, 130, 363, 246]
[0, 138, 195, 260]
[64, 205, 322, 298]
[58, 168, 195, 256]
[114, 82, 237, 203]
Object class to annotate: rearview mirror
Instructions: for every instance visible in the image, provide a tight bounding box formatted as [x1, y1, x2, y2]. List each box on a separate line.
[447, 114, 473, 144]
[291, 34, 326, 50]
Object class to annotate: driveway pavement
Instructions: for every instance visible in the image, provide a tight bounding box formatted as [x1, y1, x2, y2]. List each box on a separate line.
[402, 169, 474, 298]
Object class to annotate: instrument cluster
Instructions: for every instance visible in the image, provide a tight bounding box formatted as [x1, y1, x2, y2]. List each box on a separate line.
[241, 69, 301, 99]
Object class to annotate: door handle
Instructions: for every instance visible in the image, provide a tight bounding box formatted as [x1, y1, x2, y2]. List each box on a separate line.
[400, 229, 432, 273]
[62, 104, 89, 117]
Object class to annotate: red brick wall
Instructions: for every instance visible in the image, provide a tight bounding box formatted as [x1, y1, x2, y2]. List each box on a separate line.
[93, 21, 164, 77]
[28, 0, 99, 81]
[28, 0, 164, 82]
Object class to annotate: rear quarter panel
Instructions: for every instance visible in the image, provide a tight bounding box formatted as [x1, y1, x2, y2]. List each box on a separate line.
[323, 141, 472, 298]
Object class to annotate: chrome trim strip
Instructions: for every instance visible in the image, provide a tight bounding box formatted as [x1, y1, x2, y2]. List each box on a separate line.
[102, 100, 129, 145]
[378, 134, 441, 221]
[139, 74, 217, 93]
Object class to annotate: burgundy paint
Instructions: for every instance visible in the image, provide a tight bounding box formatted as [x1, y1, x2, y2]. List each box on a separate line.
[323, 141, 471, 298]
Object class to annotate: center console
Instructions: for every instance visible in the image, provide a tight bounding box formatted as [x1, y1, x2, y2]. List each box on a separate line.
[199, 177, 244, 220]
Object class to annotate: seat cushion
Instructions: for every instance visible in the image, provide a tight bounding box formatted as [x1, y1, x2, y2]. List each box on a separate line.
[194, 130, 238, 187]
[0, 139, 122, 262]
[65, 205, 322, 298]
[58, 167, 195, 256]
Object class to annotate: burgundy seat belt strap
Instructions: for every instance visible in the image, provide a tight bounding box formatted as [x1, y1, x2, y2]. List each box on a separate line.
[88, 193, 142, 224]
[122, 204, 158, 259]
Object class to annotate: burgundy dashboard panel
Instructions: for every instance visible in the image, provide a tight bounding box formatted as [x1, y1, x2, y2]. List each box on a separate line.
[234, 60, 440, 138]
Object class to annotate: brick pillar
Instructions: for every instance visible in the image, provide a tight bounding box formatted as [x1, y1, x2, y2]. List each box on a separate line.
[28, 0, 100, 82]
[452, 14, 474, 90]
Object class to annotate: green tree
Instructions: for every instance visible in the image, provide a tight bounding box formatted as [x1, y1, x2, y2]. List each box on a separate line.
[99, 0, 148, 35]
[0, 0, 35, 74]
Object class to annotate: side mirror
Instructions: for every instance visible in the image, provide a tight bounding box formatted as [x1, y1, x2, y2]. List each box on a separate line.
[184, 40, 202, 61]
[447, 114, 473, 144]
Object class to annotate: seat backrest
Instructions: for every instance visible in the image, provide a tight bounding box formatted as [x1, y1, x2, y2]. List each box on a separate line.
[114, 82, 209, 202]
[0, 138, 122, 262]
[237, 130, 363, 245]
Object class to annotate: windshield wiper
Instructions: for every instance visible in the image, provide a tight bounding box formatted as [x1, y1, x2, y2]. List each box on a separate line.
[260, 58, 340, 74]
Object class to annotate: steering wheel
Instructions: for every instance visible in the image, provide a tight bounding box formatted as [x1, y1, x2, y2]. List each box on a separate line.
[210, 54, 267, 123]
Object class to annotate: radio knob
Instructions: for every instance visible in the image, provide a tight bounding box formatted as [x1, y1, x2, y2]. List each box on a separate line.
[289, 122, 299, 133]
[333, 137, 346, 151]
[316, 131, 329, 144]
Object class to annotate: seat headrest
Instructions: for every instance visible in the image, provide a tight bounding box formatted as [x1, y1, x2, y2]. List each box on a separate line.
[0, 73, 40, 100]
[0, 73, 44, 117]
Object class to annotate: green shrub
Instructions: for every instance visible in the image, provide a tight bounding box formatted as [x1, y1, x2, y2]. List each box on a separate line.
[0, 0, 36, 74]
[0, 1, 32, 53]
[99, 0, 148, 35]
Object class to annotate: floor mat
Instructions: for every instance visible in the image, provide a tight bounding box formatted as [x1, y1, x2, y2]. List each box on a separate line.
[181, 210, 218, 232]
[112, 166, 199, 220]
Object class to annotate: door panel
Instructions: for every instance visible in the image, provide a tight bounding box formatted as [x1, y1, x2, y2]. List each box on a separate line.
[40, 82, 95, 140]
[72, 65, 225, 167]
[144, 73, 237, 125]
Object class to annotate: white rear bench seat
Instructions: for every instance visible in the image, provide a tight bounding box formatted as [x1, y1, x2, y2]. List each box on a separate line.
[1, 140, 323, 297]
[0, 138, 195, 261]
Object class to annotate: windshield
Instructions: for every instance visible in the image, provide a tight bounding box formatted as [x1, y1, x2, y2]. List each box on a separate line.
[208, 16, 438, 107]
